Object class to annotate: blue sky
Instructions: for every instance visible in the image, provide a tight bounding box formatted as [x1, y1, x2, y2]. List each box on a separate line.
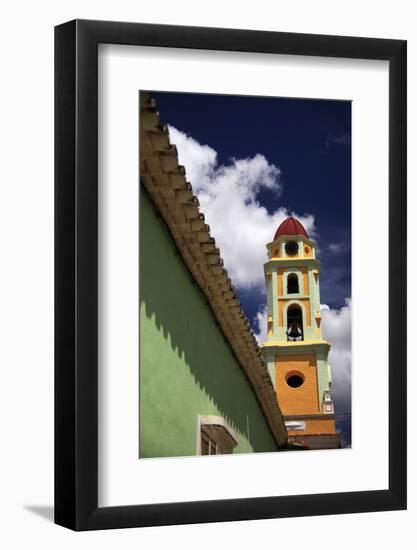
[150, 91, 351, 446]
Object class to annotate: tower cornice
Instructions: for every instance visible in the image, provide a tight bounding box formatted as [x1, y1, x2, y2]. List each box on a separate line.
[266, 235, 316, 249]
[261, 340, 330, 353]
[264, 258, 321, 271]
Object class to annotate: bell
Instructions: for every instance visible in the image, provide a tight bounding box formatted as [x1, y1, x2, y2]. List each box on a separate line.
[288, 323, 301, 338]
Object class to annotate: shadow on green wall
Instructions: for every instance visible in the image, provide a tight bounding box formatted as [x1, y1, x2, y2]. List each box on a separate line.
[140, 185, 277, 454]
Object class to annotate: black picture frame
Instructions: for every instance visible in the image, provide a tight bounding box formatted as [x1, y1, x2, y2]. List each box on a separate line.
[55, 19, 407, 531]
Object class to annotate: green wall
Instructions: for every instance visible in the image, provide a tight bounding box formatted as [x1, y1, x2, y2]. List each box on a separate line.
[140, 187, 278, 458]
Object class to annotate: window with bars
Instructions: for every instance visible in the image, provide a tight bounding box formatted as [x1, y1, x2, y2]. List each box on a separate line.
[199, 416, 238, 456]
[201, 430, 221, 455]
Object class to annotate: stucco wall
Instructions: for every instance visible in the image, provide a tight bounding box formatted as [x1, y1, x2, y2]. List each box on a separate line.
[139, 187, 278, 458]
[275, 353, 320, 414]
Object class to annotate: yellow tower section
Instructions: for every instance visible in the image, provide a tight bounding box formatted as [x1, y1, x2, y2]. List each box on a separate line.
[261, 217, 341, 450]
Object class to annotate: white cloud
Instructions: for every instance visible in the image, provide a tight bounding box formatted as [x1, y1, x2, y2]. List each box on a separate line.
[254, 305, 268, 345]
[321, 298, 352, 415]
[169, 125, 316, 289]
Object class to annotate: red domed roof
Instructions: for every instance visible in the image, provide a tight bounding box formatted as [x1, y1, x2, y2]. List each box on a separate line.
[274, 217, 309, 240]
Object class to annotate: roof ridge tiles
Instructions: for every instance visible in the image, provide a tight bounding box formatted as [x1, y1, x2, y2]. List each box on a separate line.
[140, 93, 287, 447]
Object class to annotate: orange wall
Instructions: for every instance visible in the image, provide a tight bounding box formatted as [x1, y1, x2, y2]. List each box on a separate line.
[275, 353, 320, 415]
[278, 300, 284, 326]
[302, 269, 309, 296]
[303, 245, 313, 258]
[277, 271, 283, 297]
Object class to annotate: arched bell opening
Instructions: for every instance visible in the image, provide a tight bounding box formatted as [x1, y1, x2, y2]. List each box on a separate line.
[286, 304, 304, 341]
[287, 273, 299, 294]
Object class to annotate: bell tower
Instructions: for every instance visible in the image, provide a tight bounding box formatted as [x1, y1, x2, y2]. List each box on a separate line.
[261, 217, 341, 449]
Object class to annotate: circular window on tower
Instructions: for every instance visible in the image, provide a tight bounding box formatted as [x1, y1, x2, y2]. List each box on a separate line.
[286, 372, 305, 388]
[285, 240, 299, 256]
